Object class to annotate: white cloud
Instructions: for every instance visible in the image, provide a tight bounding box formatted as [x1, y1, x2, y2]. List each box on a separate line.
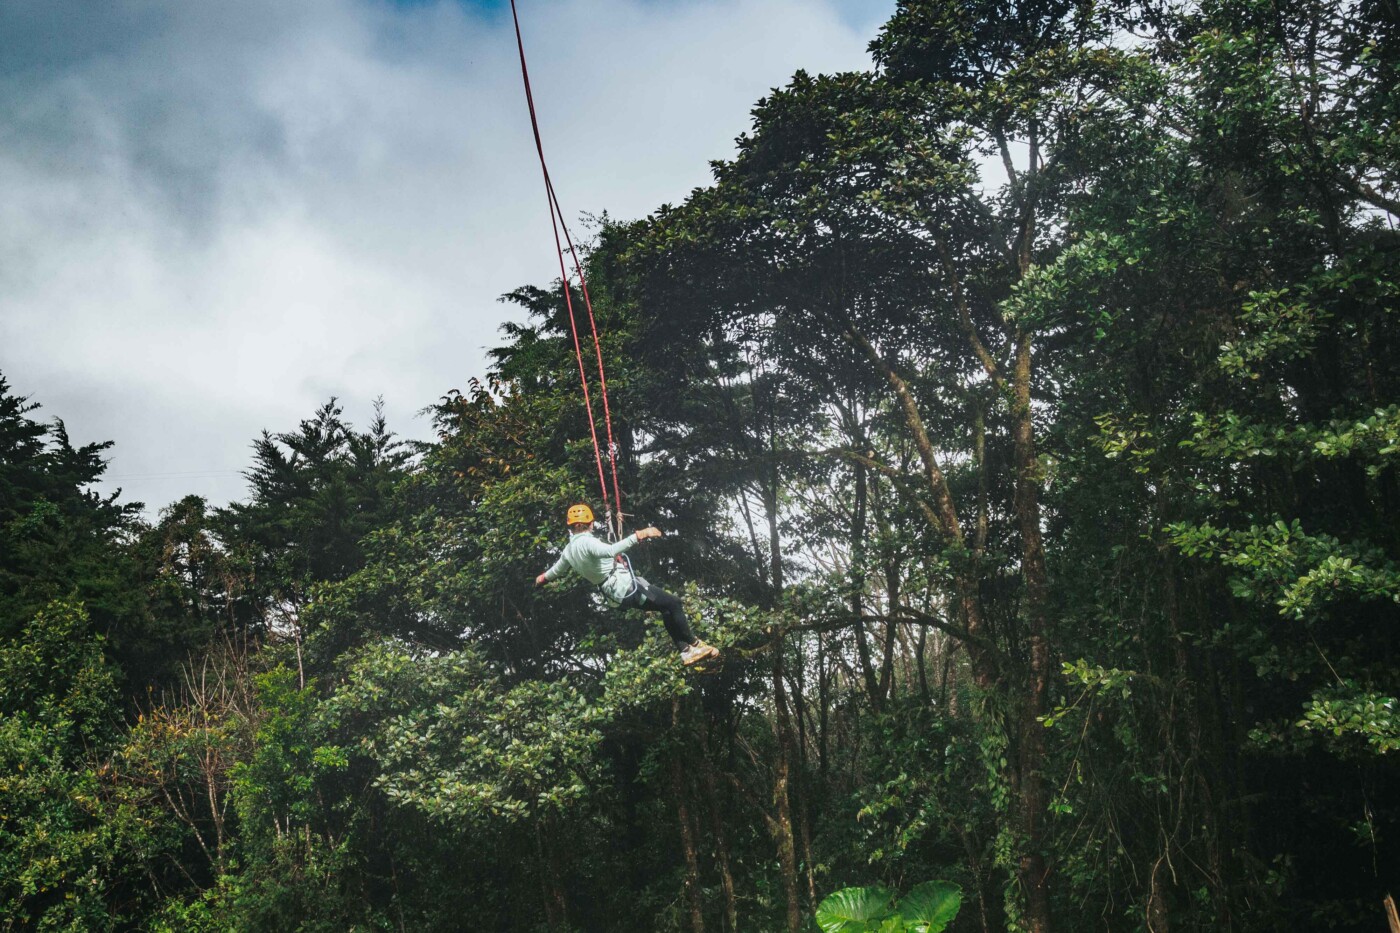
[0, 0, 890, 516]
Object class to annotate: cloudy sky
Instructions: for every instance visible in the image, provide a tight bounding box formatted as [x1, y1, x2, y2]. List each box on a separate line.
[0, 0, 892, 517]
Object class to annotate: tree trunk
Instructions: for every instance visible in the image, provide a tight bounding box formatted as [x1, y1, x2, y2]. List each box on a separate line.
[797, 772, 818, 909]
[851, 460, 883, 708]
[1011, 331, 1054, 933]
[973, 396, 990, 557]
[817, 630, 830, 778]
[916, 623, 930, 702]
[535, 817, 569, 932]
[699, 721, 740, 932]
[755, 454, 804, 931]
[772, 639, 803, 933]
[1147, 856, 1171, 933]
[674, 763, 706, 933]
[791, 634, 810, 767]
[872, 473, 900, 704]
[672, 699, 706, 932]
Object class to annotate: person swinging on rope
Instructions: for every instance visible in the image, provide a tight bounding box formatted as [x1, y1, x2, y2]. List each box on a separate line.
[535, 504, 720, 667]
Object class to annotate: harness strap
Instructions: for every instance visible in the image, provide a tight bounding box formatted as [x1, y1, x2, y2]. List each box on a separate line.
[598, 553, 640, 602]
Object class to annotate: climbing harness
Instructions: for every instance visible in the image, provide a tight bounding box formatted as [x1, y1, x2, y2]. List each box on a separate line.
[599, 552, 641, 602]
[509, 0, 626, 541]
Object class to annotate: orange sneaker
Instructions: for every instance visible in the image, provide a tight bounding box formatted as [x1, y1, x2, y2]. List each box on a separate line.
[680, 641, 720, 666]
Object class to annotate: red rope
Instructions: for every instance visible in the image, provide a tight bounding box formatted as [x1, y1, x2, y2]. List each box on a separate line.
[547, 183, 625, 535]
[509, 0, 625, 538]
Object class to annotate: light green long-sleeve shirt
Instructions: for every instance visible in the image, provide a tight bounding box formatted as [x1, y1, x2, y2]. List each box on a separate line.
[544, 530, 641, 603]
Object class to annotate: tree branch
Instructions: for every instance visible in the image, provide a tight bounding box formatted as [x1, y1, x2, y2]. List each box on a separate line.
[838, 327, 965, 543]
[934, 238, 1006, 389]
[1345, 176, 1400, 218]
[817, 447, 946, 535]
[785, 611, 1001, 661]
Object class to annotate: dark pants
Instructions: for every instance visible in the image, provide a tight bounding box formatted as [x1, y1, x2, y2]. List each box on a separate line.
[619, 577, 696, 648]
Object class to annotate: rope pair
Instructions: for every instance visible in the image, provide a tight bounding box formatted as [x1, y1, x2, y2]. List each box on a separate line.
[509, 0, 625, 540]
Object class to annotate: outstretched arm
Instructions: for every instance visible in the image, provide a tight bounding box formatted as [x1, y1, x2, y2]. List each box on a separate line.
[593, 527, 662, 559]
[536, 553, 570, 586]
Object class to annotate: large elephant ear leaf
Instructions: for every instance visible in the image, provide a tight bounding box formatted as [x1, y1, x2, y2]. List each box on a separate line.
[814, 885, 896, 933]
[897, 880, 962, 932]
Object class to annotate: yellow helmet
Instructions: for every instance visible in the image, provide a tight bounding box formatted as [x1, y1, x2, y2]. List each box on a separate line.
[566, 503, 594, 525]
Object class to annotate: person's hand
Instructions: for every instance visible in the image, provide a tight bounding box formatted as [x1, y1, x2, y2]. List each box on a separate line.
[637, 526, 663, 540]
[535, 573, 547, 586]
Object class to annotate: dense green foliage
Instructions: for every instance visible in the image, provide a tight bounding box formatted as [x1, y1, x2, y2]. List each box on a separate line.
[1, 0, 1397, 929]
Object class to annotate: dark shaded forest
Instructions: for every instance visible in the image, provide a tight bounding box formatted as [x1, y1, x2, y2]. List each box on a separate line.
[2, 0, 1397, 929]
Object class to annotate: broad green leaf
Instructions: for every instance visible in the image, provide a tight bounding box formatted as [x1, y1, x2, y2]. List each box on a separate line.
[815, 885, 895, 933]
[897, 881, 962, 932]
